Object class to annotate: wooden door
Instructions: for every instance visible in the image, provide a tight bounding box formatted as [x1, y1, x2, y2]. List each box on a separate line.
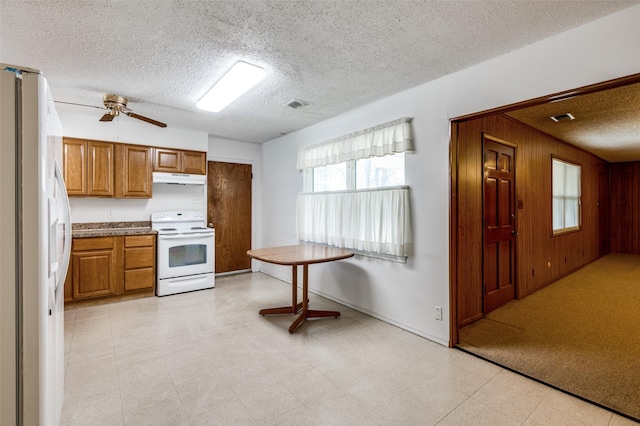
[207, 161, 252, 273]
[483, 136, 516, 314]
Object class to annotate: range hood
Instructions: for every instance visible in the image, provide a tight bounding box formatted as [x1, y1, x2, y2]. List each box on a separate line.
[152, 172, 206, 185]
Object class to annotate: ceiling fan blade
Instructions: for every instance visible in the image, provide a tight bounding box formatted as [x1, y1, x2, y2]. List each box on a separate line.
[124, 111, 167, 128]
[99, 113, 115, 122]
[55, 100, 106, 110]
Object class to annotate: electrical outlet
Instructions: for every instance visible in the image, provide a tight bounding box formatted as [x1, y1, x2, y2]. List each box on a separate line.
[193, 196, 202, 204]
[435, 306, 443, 321]
[107, 210, 114, 218]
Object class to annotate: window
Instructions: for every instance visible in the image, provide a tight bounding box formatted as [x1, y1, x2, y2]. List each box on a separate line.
[552, 158, 581, 234]
[313, 162, 348, 192]
[296, 118, 413, 258]
[311, 153, 405, 192]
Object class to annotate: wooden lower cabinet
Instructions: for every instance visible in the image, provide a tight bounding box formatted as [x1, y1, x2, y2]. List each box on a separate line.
[65, 234, 156, 305]
[124, 235, 155, 291]
[71, 237, 119, 299]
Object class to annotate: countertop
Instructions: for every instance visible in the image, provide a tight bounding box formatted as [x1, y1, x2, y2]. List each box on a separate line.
[72, 221, 156, 238]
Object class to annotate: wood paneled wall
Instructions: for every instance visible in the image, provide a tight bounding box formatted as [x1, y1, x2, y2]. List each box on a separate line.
[610, 162, 640, 254]
[453, 114, 608, 328]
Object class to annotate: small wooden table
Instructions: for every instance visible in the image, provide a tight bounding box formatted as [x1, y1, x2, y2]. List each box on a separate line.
[247, 245, 354, 333]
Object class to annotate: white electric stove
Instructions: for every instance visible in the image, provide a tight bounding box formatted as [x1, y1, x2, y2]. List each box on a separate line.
[151, 211, 215, 296]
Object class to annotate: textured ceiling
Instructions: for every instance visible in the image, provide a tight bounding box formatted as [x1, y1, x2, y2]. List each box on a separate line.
[507, 83, 640, 163]
[0, 0, 638, 145]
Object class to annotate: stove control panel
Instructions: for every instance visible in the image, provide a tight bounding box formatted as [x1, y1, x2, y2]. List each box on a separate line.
[151, 211, 205, 222]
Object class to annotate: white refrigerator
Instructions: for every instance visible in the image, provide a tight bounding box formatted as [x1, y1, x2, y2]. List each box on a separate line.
[1, 65, 71, 425]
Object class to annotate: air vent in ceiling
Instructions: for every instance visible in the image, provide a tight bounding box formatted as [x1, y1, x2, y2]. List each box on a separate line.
[550, 113, 575, 123]
[284, 99, 310, 110]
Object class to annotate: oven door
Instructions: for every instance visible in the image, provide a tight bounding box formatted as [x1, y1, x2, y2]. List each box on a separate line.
[157, 232, 215, 279]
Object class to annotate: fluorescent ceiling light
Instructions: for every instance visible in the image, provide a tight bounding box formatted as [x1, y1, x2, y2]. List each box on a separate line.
[197, 61, 266, 112]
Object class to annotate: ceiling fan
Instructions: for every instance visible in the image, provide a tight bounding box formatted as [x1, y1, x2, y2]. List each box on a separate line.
[56, 94, 167, 128]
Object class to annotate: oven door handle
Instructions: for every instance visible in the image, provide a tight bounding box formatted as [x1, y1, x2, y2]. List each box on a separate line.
[159, 233, 214, 240]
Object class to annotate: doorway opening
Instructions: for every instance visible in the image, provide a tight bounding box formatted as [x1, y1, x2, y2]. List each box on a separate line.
[449, 72, 640, 345]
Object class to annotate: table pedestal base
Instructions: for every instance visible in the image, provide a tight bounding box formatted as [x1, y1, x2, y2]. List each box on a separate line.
[259, 264, 341, 333]
[259, 301, 304, 316]
[288, 309, 340, 333]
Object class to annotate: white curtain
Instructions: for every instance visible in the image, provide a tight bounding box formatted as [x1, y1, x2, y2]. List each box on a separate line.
[296, 117, 413, 170]
[296, 186, 412, 257]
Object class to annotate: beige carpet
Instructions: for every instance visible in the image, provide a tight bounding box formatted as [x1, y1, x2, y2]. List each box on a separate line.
[458, 253, 640, 422]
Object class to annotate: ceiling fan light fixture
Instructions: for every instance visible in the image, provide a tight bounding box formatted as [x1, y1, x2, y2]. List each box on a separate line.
[197, 61, 266, 112]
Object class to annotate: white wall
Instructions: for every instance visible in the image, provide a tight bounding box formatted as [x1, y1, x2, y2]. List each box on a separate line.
[258, 6, 640, 346]
[58, 109, 209, 223]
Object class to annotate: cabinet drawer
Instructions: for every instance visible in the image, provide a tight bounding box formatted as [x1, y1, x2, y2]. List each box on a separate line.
[73, 236, 115, 251]
[125, 235, 155, 248]
[124, 247, 155, 269]
[124, 268, 155, 291]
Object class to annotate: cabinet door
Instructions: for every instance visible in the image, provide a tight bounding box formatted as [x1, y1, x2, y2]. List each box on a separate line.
[72, 250, 117, 299]
[87, 141, 114, 196]
[63, 138, 87, 195]
[153, 148, 181, 173]
[182, 151, 207, 175]
[116, 144, 152, 198]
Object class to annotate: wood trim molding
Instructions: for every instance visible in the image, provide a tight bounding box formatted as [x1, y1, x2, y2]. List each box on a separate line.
[452, 73, 640, 122]
[449, 122, 459, 347]
[483, 133, 517, 148]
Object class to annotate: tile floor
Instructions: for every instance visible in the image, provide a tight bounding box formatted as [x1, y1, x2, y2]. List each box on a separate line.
[62, 272, 638, 425]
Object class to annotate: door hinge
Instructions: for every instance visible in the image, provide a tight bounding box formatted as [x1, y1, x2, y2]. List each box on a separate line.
[251, 173, 253, 179]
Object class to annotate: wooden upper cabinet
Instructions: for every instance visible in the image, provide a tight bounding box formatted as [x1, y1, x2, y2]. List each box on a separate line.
[63, 139, 87, 196]
[87, 141, 114, 196]
[182, 151, 207, 175]
[153, 148, 206, 175]
[153, 148, 181, 173]
[115, 144, 152, 198]
[63, 138, 114, 197]
[63, 137, 206, 198]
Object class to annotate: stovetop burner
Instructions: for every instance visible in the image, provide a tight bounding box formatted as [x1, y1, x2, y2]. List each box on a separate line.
[151, 211, 214, 234]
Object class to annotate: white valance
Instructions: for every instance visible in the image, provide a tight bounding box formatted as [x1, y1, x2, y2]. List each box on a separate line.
[296, 117, 413, 170]
[296, 186, 412, 257]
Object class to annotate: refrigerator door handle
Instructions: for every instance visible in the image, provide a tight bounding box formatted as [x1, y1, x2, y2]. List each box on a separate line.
[53, 160, 71, 303]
